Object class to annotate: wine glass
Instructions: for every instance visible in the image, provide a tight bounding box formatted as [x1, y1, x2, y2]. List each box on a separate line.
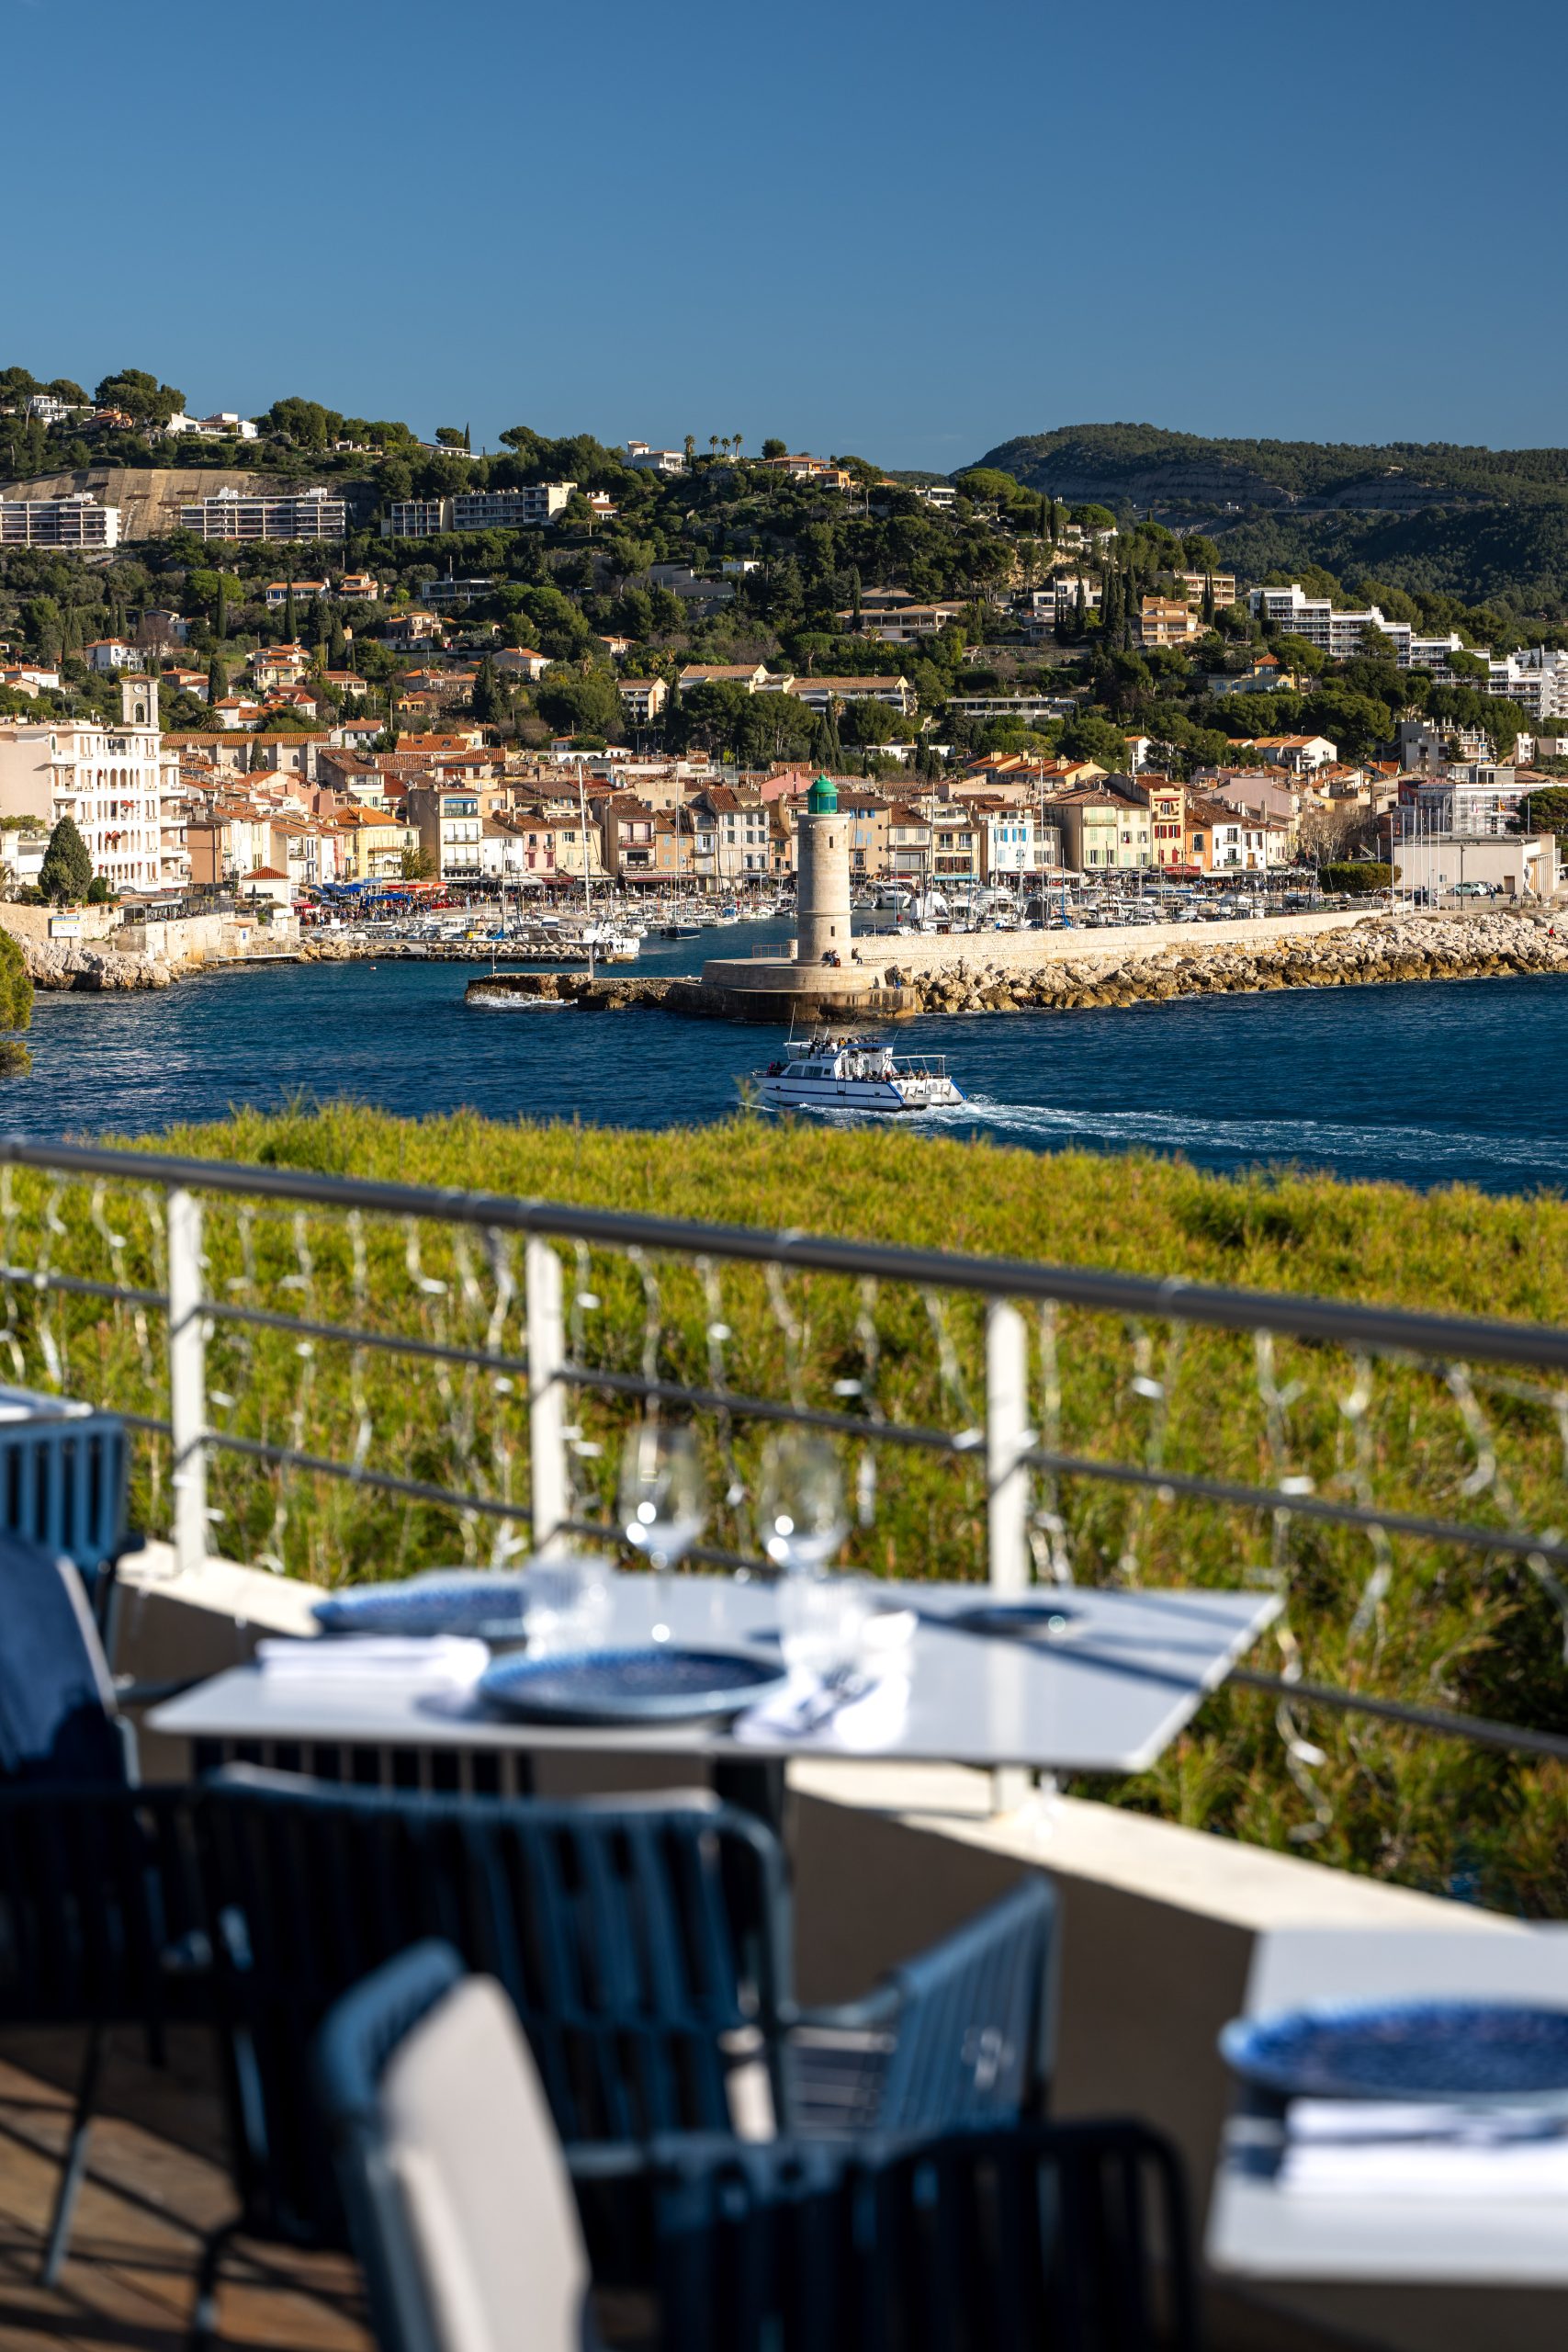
[618, 1422, 706, 1641]
[757, 1431, 848, 1576]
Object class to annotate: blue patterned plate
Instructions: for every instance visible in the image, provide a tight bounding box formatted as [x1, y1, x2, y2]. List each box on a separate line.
[950, 1600, 1086, 1642]
[479, 1646, 787, 1726]
[1221, 2002, 1568, 2101]
[313, 1571, 529, 1640]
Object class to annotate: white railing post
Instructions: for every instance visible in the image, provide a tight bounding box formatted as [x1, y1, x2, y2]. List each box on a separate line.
[525, 1236, 569, 1557]
[167, 1185, 209, 1578]
[986, 1299, 1032, 1811]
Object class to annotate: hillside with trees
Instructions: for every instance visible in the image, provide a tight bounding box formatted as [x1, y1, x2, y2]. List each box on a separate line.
[0, 364, 1551, 787]
[978, 424, 1568, 616]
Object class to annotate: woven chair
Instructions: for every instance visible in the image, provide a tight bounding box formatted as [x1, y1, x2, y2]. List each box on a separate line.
[192, 1766, 1055, 2325]
[316, 1941, 1198, 2352]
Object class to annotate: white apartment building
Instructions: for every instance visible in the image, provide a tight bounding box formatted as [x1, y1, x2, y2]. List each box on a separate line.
[0, 493, 120, 548]
[86, 639, 141, 673]
[945, 694, 1075, 725]
[382, 500, 446, 538]
[0, 678, 177, 892]
[785, 674, 916, 716]
[625, 441, 687, 476]
[1483, 647, 1568, 719]
[976, 808, 1057, 878]
[164, 413, 258, 440]
[178, 488, 348, 540]
[1247, 583, 1464, 673]
[382, 485, 576, 537]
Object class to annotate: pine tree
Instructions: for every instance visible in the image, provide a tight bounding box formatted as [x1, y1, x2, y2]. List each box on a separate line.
[39, 816, 93, 906]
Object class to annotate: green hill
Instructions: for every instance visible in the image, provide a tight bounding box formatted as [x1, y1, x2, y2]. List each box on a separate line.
[976, 424, 1568, 616]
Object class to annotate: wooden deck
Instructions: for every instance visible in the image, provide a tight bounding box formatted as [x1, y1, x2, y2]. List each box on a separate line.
[0, 2029, 367, 2351]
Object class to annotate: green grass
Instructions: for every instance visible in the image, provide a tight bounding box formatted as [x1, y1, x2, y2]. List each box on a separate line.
[12, 1103, 1568, 1916]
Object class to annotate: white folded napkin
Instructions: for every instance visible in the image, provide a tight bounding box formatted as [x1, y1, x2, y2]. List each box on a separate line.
[255, 1636, 490, 1690]
[1281, 2100, 1568, 2199]
[735, 1670, 909, 1753]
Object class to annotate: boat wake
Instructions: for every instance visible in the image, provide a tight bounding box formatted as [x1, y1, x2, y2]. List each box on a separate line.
[468, 991, 576, 1011]
[802, 1091, 1568, 1178]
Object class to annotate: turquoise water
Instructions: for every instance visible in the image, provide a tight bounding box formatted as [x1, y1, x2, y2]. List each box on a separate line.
[11, 921, 1568, 1194]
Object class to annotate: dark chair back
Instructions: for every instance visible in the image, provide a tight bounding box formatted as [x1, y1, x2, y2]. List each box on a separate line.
[874, 1875, 1056, 2134]
[652, 2119, 1201, 2352]
[0, 1532, 127, 1787]
[0, 1404, 128, 1589]
[199, 1768, 790, 2248]
[0, 1782, 206, 2026]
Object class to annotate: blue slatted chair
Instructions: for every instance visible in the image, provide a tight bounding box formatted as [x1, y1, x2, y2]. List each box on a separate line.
[0, 1530, 207, 2283]
[192, 1767, 1055, 2328]
[314, 1942, 1197, 2352]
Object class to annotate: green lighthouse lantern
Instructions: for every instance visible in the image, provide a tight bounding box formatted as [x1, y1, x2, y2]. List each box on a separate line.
[807, 774, 838, 814]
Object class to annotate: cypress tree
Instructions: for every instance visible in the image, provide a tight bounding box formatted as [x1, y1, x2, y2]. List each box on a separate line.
[1202, 571, 1216, 628]
[208, 652, 228, 705]
[39, 816, 94, 906]
[1074, 581, 1087, 637]
[285, 583, 298, 642]
[215, 574, 228, 640]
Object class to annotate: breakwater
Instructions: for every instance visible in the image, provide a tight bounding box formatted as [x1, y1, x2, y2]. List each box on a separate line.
[468, 910, 1568, 1018]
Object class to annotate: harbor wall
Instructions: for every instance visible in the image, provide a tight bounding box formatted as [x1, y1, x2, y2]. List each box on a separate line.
[465, 910, 1568, 1023]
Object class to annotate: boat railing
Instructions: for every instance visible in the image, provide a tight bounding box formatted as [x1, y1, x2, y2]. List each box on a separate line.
[0, 1134, 1566, 1837]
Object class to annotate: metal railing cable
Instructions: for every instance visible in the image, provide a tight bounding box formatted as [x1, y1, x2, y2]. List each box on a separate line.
[5, 1133, 1568, 1374]
[2, 1133, 1568, 1819]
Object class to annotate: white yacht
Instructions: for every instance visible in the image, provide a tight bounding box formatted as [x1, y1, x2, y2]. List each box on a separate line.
[753, 1035, 964, 1114]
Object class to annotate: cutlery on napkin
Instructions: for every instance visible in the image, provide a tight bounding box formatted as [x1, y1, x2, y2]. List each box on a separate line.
[735, 1668, 909, 1751]
[255, 1636, 491, 1689]
[1280, 2099, 1568, 2198]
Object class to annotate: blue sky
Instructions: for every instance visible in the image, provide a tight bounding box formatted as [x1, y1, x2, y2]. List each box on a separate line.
[6, 0, 1565, 470]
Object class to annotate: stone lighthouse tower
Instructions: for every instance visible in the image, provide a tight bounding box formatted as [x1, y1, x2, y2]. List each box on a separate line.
[795, 775, 851, 964]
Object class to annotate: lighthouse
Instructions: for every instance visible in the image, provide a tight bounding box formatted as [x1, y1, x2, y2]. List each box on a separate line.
[795, 774, 852, 964]
[694, 772, 907, 1021]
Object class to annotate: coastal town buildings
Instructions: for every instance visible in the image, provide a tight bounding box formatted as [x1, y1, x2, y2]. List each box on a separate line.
[0, 677, 177, 892]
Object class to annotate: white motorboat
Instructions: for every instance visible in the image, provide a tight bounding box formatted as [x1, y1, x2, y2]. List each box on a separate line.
[753, 1035, 964, 1114]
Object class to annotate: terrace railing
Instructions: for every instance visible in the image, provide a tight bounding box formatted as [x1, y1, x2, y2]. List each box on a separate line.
[1, 1134, 1567, 1858]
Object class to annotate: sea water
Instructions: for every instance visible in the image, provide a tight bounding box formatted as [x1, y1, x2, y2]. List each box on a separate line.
[11, 922, 1568, 1195]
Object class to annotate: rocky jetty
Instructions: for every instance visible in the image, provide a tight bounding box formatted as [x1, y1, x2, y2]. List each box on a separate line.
[895, 910, 1568, 1017]
[467, 911, 1568, 1022]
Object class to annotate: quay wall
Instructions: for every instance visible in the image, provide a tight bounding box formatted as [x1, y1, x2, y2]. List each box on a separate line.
[0, 904, 290, 990]
[467, 910, 1568, 1022]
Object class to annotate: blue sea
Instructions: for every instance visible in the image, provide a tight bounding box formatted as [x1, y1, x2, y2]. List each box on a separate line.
[11, 920, 1568, 1194]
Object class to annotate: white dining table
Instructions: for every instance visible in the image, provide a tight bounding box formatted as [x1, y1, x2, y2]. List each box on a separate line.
[1207, 1925, 1568, 2286]
[148, 1570, 1280, 1781]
